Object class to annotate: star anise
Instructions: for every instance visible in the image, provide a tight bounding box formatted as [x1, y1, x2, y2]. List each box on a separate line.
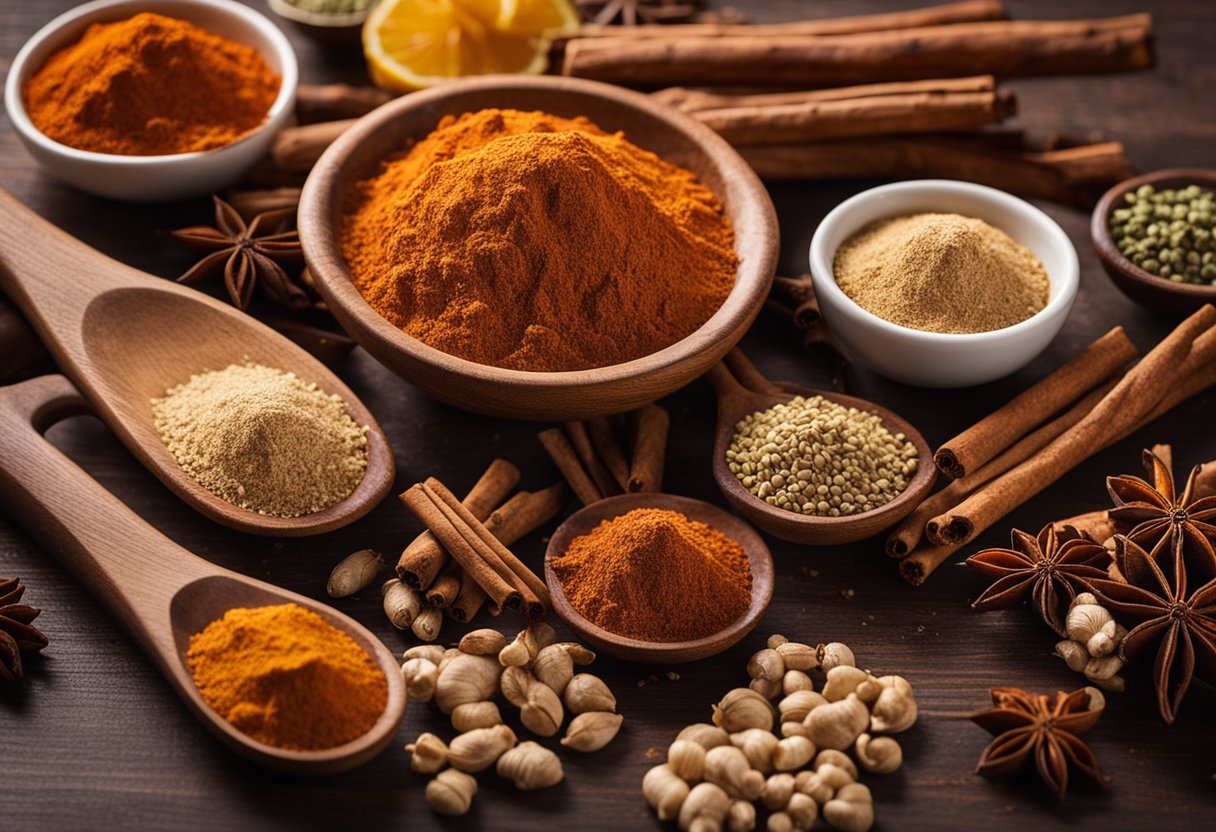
[171, 196, 309, 312]
[966, 523, 1112, 637]
[1107, 449, 1216, 587]
[1083, 535, 1216, 724]
[0, 577, 49, 689]
[971, 686, 1106, 800]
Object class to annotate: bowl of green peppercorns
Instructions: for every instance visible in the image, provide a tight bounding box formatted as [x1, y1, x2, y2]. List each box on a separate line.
[1092, 168, 1216, 314]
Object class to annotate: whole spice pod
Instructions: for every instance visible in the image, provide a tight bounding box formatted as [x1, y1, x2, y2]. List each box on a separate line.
[382, 578, 422, 629]
[448, 724, 518, 772]
[426, 768, 477, 816]
[497, 741, 564, 790]
[561, 711, 624, 752]
[327, 549, 383, 597]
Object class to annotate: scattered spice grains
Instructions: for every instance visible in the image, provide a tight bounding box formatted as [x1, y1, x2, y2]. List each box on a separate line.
[550, 508, 751, 642]
[833, 212, 1050, 334]
[187, 603, 387, 750]
[151, 362, 368, 517]
[728, 396, 917, 517]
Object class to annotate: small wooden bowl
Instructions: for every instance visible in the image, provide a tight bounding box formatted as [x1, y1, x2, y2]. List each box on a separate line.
[709, 366, 936, 546]
[543, 493, 774, 664]
[1092, 168, 1216, 314]
[300, 75, 779, 420]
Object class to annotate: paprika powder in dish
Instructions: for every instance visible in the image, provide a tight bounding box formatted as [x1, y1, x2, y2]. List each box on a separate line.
[549, 508, 752, 642]
[339, 108, 738, 372]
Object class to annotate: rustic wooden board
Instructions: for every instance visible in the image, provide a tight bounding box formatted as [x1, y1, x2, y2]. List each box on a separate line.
[2, 1, 1214, 830]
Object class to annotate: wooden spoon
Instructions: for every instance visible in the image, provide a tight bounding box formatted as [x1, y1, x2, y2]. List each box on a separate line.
[544, 493, 774, 664]
[0, 375, 406, 774]
[0, 187, 393, 536]
[709, 355, 935, 545]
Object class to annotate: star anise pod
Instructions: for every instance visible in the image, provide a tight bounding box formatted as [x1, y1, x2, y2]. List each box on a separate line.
[1107, 448, 1216, 587]
[1083, 534, 1216, 724]
[171, 196, 308, 312]
[966, 523, 1112, 637]
[971, 686, 1106, 800]
[0, 577, 49, 689]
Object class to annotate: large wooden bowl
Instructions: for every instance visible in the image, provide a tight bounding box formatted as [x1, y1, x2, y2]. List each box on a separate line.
[1092, 168, 1216, 315]
[299, 75, 778, 420]
[544, 493, 775, 664]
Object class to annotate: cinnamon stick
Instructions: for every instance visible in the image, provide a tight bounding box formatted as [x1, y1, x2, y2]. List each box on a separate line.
[629, 404, 670, 493]
[576, 0, 1007, 39]
[587, 417, 631, 491]
[450, 569, 488, 623]
[934, 327, 1138, 480]
[736, 136, 1134, 207]
[424, 479, 550, 620]
[270, 118, 357, 174]
[483, 483, 567, 545]
[425, 560, 462, 608]
[397, 458, 520, 587]
[562, 15, 1155, 87]
[660, 78, 1016, 145]
[1052, 509, 1117, 546]
[224, 187, 302, 221]
[539, 428, 602, 505]
[401, 485, 522, 611]
[565, 420, 621, 498]
[295, 83, 393, 125]
[898, 540, 966, 587]
[723, 347, 783, 396]
[930, 306, 1216, 549]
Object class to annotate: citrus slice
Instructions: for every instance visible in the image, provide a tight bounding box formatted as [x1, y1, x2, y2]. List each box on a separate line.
[363, 0, 580, 93]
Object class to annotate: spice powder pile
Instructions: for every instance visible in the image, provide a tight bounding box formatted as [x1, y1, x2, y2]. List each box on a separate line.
[151, 362, 368, 517]
[833, 212, 1050, 334]
[340, 108, 737, 372]
[187, 603, 387, 751]
[550, 508, 752, 642]
[728, 396, 918, 517]
[23, 13, 279, 156]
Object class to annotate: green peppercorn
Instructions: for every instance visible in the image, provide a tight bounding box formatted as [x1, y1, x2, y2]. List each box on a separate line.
[1109, 182, 1216, 286]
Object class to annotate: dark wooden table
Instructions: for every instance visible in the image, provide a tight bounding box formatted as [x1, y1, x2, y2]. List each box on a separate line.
[3, 1, 1214, 830]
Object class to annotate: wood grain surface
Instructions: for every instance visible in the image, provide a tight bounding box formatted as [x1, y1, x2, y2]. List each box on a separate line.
[2, 1, 1214, 830]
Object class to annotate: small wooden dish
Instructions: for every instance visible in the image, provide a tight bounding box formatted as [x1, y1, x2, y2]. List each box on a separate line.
[708, 362, 936, 546]
[0, 376, 406, 775]
[1092, 168, 1216, 314]
[299, 74, 779, 420]
[266, 0, 368, 44]
[543, 493, 774, 664]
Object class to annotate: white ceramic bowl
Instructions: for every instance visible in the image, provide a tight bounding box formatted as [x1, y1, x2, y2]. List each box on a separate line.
[809, 180, 1079, 388]
[4, 0, 298, 202]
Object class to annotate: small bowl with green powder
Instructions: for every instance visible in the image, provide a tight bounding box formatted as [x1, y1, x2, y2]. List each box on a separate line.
[267, 0, 373, 42]
[1092, 168, 1216, 314]
[810, 180, 1079, 388]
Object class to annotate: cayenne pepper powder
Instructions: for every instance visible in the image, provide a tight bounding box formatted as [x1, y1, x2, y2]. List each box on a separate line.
[550, 508, 752, 642]
[339, 109, 737, 372]
[187, 603, 387, 751]
[23, 13, 279, 156]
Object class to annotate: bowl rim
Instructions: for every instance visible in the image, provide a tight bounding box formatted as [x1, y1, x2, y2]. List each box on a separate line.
[809, 179, 1080, 344]
[1090, 167, 1216, 300]
[542, 493, 775, 656]
[266, 0, 370, 28]
[3, 0, 299, 164]
[299, 74, 779, 387]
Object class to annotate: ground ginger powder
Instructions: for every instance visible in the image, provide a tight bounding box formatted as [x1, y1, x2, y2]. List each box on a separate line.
[187, 603, 387, 751]
[833, 212, 1050, 334]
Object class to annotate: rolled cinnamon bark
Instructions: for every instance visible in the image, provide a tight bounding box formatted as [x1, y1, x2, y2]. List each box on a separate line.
[628, 404, 670, 493]
[564, 420, 621, 497]
[224, 187, 302, 221]
[397, 458, 520, 587]
[539, 428, 602, 505]
[483, 483, 567, 545]
[425, 560, 462, 608]
[930, 306, 1216, 549]
[587, 418, 631, 491]
[934, 327, 1138, 480]
[450, 569, 488, 622]
[576, 0, 1007, 39]
[723, 348, 783, 396]
[899, 540, 966, 586]
[1052, 510, 1117, 546]
[562, 15, 1155, 87]
[295, 83, 393, 124]
[271, 118, 357, 174]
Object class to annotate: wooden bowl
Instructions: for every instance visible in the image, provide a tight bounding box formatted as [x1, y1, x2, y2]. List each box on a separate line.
[709, 366, 936, 546]
[543, 493, 774, 664]
[299, 75, 779, 420]
[1091, 168, 1216, 314]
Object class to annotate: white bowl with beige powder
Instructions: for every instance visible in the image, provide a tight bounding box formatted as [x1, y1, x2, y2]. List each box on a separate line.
[809, 180, 1079, 388]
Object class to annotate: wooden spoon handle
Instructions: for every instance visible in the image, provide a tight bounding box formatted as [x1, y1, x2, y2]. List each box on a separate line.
[0, 375, 211, 652]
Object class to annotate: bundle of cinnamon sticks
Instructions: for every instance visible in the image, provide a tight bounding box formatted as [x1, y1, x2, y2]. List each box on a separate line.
[896, 305, 1216, 585]
[396, 459, 565, 622]
[539, 404, 669, 505]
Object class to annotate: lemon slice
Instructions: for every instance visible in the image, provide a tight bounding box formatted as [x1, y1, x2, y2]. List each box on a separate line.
[363, 0, 580, 93]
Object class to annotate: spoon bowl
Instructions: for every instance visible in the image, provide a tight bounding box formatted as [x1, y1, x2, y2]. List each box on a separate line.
[544, 492, 774, 664]
[0, 375, 406, 774]
[0, 187, 394, 536]
[708, 360, 935, 545]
